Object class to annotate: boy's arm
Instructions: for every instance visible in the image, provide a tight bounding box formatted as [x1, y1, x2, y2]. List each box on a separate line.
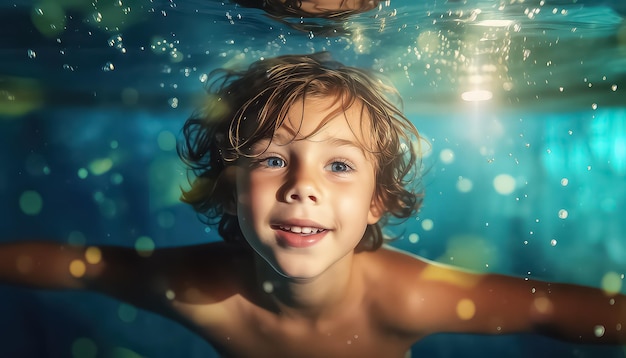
[408, 260, 626, 344]
[0, 241, 106, 290]
[0, 241, 175, 310]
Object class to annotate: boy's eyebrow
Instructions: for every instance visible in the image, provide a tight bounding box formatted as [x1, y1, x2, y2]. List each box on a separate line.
[272, 131, 364, 150]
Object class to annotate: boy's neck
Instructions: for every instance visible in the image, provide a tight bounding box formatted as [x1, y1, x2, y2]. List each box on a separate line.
[252, 252, 363, 321]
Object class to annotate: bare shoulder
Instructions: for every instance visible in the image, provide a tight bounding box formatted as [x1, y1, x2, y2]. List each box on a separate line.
[357, 245, 430, 283]
[358, 246, 497, 336]
[359, 246, 553, 338]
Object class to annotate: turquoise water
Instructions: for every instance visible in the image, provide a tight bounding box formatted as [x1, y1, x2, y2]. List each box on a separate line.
[1, 0, 626, 356]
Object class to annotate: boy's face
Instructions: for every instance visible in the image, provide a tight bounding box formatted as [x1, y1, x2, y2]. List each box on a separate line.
[234, 96, 382, 280]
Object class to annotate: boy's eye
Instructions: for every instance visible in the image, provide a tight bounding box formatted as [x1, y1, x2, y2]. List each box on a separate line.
[327, 161, 352, 173]
[265, 157, 285, 168]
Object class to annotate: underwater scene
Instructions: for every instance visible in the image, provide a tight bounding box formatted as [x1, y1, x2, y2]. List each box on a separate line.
[1, 0, 626, 356]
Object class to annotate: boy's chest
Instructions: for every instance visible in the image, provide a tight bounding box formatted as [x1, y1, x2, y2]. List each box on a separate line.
[190, 302, 414, 357]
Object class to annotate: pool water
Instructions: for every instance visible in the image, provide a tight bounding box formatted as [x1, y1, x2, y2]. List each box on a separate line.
[1, 0, 625, 357]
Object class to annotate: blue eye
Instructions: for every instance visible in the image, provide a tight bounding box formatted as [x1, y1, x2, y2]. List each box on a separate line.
[265, 157, 285, 168]
[328, 161, 352, 172]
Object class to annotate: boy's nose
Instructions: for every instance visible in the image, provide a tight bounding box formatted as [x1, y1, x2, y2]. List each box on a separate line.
[283, 168, 320, 204]
[286, 189, 318, 204]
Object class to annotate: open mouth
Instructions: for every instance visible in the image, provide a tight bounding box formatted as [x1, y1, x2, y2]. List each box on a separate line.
[272, 224, 329, 248]
[277, 225, 326, 235]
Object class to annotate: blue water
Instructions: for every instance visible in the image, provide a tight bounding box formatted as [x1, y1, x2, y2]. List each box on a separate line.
[1, 0, 625, 357]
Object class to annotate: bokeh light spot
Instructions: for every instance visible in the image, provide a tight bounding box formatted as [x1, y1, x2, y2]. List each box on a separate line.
[135, 236, 155, 257]
[88, 158, 113, 176]
[421, 219, 434, 231]
[263, 281, 274, 293]
[601, 271, 622, 296]
[532, 296, 553, 314]
[439, 148, 455, 164]
[441, 235, 498, 272]
[456, 177, 473, 193]
[78, 168, 89, 179]
[111, 173, 124, 185]
[157, 130, 176, 151]
[493, 174, 516, 195]
[85, 247, 102, 265]
[118, 303, 138, 323]
[19, 190, 43, 216]
[456, 298, 476, 320]
[69, 260, 86, 278]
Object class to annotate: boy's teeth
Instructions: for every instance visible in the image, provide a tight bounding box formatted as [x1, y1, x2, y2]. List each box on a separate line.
[280, 226, 322, 234]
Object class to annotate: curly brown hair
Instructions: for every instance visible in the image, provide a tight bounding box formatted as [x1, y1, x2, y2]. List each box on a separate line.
[178, 52, 423, 251]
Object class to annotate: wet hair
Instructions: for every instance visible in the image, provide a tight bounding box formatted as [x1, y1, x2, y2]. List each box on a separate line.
[178, 52, 423, 251]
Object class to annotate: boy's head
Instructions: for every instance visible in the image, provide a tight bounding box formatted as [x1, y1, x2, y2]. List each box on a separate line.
[179, 52, 422, 251]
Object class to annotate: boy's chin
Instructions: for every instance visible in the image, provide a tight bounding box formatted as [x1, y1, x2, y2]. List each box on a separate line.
[257, 255, 329, 282]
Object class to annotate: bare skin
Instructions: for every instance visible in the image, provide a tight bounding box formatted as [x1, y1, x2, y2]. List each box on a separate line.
[1, 241, 625, 358]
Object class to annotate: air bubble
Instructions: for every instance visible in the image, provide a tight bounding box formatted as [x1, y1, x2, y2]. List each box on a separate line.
[594, 325, 605, 337]
[107, 34, 126, 53]
[103, 62, 115, 71]
[168, 97, 179, 108]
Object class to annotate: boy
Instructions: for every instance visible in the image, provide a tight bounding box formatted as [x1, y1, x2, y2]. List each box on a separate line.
[1, 53, 625, 357]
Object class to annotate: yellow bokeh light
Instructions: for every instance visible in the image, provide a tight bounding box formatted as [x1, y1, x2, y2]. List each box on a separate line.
[532, 296, 553, 315]
[456, 298, 476, 320]
[420, 264, 481, 289]
[85, 247, 102, 265]
[69, 259, 86, 278]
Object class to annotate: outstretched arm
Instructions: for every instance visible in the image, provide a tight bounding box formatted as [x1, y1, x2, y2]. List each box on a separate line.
[457, 271, 625, 343]
[383, 249, 626, 345]
[0, 241, 106, 290]
[0, 240, 176, 310]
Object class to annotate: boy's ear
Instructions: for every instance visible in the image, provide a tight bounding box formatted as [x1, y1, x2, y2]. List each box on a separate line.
[367, 194, 385, 224]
